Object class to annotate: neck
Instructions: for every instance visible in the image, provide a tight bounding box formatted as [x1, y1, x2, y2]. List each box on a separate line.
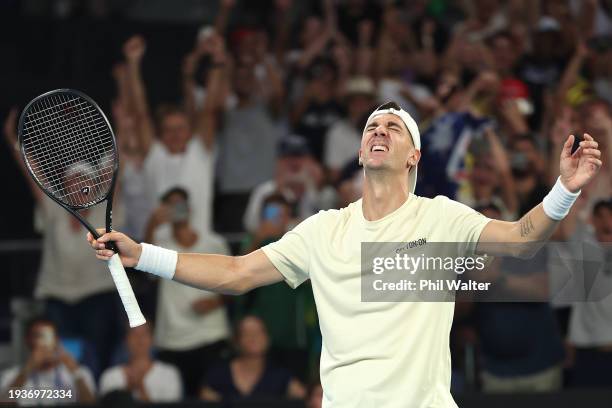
[236, 354, 265, 370]
[361, 168, 410, 221]
[172, 224, 197, 247]
[129, 354, 151, 366]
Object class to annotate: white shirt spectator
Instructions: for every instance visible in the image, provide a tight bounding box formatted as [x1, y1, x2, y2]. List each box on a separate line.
[34, 197, 119, 303]
[154, 233, 231, 351]
[143, 137, 215, 236]
[324, 120, 361, 172]
[0, 364, 95, 406]
[99, 362, 181, 402]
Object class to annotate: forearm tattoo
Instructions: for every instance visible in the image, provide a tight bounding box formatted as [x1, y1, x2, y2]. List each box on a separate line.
[519, 214, 535, 238]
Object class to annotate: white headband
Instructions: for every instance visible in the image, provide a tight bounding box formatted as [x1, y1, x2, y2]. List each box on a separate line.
[364, 106, 421, 150]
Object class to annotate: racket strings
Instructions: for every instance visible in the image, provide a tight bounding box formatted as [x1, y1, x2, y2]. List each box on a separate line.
[21, 93, 116, 208]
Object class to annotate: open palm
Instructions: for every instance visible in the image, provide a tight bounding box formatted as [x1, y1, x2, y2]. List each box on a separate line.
[559, 133, 602, 193]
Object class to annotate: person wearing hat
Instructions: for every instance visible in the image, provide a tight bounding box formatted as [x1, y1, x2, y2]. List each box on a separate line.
[89, 102, 602, 407]
[242, 134, 333, 235]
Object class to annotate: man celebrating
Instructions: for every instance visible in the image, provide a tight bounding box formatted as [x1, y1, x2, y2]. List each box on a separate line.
[89, 102, 602, 407]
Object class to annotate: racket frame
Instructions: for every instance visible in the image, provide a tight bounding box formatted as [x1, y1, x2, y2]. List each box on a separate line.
[17, 88, 119, 248]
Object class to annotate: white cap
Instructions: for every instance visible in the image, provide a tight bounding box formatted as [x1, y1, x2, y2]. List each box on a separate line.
[363, 104, 421, 193]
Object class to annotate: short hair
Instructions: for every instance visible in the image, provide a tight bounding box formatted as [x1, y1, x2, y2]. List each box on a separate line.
[376, 101, 402, 111]
[593, 199, 612, 216]
[161, 187, 189, 203]
[24, 317, 55, 338]
[370, 101, 412, 136]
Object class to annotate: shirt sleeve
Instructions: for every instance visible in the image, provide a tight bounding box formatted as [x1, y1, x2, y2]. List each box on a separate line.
[438, 196, 493, 256]
[261, 213, 319, 289]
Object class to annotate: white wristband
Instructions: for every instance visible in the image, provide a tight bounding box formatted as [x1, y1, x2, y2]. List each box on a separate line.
[135, 243, 178, 280]
[542, 177, 581, 220]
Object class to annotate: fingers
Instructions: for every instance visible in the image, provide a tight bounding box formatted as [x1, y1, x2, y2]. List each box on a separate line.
[578, 134, 601, 160]
[582, 148, 602, 158]
[97, 231, 125, 243]
[587, 157, 603, 168]
[88, 229, 125, 254]
[562, 134, 575, 157]
[583, 133, 595, 142]
[96, 249, 115, 260]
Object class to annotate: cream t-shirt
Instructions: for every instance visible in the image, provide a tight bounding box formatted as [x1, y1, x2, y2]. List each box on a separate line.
[262, 194, 492, 408]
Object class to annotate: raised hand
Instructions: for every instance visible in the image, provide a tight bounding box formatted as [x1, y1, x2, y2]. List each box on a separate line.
[3, 107, 18, 147]
[559, 133, 602, 193]
[123, 35, 146, 63]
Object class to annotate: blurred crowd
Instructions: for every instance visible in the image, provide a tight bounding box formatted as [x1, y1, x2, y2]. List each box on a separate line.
[2, 0, 612, 405]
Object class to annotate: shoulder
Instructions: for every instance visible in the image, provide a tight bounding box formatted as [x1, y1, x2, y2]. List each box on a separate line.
[306, 204, 351, 228]
[100, 365, 123, 382]
[148, 141, 165, 158]
[411, 195, 482, 217]
[430, 195, 472, 210]
[0, 366, 20, 386]
[153, 361, 181, 378]
[186, 136, 212, 156]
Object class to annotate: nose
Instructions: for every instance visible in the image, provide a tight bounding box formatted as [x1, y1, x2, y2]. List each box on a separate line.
[373, 125, 388, 137]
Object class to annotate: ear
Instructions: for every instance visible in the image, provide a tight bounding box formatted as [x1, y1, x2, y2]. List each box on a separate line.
[406, 149, 421, 168]
[358, 149, 363, 166]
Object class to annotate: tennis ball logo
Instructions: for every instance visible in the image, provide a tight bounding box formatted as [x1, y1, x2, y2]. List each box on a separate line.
[81, 186, 90, 195]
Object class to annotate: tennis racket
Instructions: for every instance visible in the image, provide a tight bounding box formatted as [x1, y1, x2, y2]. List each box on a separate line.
[18, 89, 146, 328]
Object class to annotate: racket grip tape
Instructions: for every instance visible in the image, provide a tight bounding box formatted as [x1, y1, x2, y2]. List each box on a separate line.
[107, 253, 146, 327]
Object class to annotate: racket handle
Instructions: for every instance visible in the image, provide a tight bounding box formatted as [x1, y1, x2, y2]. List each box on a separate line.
[107, 253, 146, 327]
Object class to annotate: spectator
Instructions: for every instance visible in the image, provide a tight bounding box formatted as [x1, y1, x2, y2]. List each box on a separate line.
[99, 323, 182, 402]
[566, 199, 612, 387]
[509, 134, 549, 216]
[242, 193, 319, 381]
[200, 316, 306, 401]
[473, 205, 565, 393]
[0, 318, 96, 405]
[3, 110, 125, 374]
[145, 187, 231, 398]
[291, 57, 345, 161]
[335, 159, 363, 209]
[324, 76, 376, 182]
[457, 128, 518, 220]
[242, 135, 332, 235]
[116, 35, 218, 238]
[548, 100, 612, 221]
[213, 31, 286, 232]
[415, 70, 499, 199]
